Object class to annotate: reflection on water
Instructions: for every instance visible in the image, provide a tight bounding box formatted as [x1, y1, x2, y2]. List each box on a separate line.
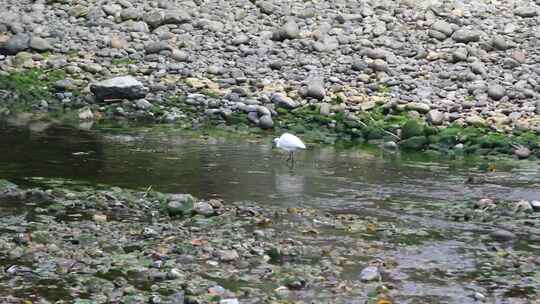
[275, 173, 305, 196]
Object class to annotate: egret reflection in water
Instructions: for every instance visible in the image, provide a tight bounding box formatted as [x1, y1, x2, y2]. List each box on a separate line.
[274, 172, 306, 197]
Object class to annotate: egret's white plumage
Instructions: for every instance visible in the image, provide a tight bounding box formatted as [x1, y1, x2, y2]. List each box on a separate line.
[273, 133, 306, 167]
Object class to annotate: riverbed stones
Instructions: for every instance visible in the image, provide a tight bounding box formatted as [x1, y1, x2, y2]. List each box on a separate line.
[90, 76, 147, 102]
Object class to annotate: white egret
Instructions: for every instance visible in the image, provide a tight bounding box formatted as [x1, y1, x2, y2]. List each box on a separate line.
[273, 133, 306, 167]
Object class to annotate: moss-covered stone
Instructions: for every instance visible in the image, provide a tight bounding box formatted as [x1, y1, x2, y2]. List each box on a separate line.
[476, 134, 511, 149]
[401, 120, 425, 139]
[399, 136, 428, 150]
[364, 126, 384, 140]
[0, 179, 17, 190]
[165, 194, 195, 217]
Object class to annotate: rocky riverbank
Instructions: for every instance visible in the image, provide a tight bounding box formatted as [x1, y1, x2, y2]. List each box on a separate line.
[1, 178, 539, 303]
[2, 0, 540, 157]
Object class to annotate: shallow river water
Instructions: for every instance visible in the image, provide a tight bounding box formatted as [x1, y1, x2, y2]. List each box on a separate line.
[1, 119, 539, 303]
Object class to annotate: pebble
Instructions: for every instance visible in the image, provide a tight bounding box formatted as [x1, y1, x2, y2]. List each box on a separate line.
[492, 36, 510, 50]
[466, 115, 486, 127]
[383, 141, 398, 150]
[452, 29, 480, 43]
[194, 201, 214, 216]
[216, 250, 240, 262]
[273, 18, 299, 41]
[475, 198, 495, 208]
[531, 201, 540, 211]
[272, 93, 300, 109]
[470, 61, 486, 76]
[29, 36, 52, 51]
[306, 77, 326, 100]
[405, 102, 430, 113]
[359, 266, 380, 282]
[427, 110, 444, 125]
[319, 103, 331, 116]
[135, 99, 152, 110]
[259, 115, 274, 129]
[487, 84, 506, 101]
[514, 6, 538, 18]
[78, 108, 94, 120]
[490, 230, 516, 242]
[514, 200, 533, 212]
[474, 292, 486, 301]
[431, 20, 454, 36]
[513, 146, 531, 159]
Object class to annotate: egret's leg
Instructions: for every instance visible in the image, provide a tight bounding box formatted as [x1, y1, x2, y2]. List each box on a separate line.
[287, 152, 295, 169]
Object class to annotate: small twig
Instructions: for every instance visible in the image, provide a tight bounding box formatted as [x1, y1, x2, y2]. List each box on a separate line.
[143, 185, 152, 197]
[358, 112, 401, 141]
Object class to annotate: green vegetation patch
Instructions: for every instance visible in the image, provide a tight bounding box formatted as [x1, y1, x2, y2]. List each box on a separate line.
[0, 68, 66, 110]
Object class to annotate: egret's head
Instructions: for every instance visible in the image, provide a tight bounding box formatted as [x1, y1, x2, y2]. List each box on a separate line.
[273, 138, 279, 147]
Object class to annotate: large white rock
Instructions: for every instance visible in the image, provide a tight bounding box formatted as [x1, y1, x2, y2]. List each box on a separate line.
[90, 76, 147, 102]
